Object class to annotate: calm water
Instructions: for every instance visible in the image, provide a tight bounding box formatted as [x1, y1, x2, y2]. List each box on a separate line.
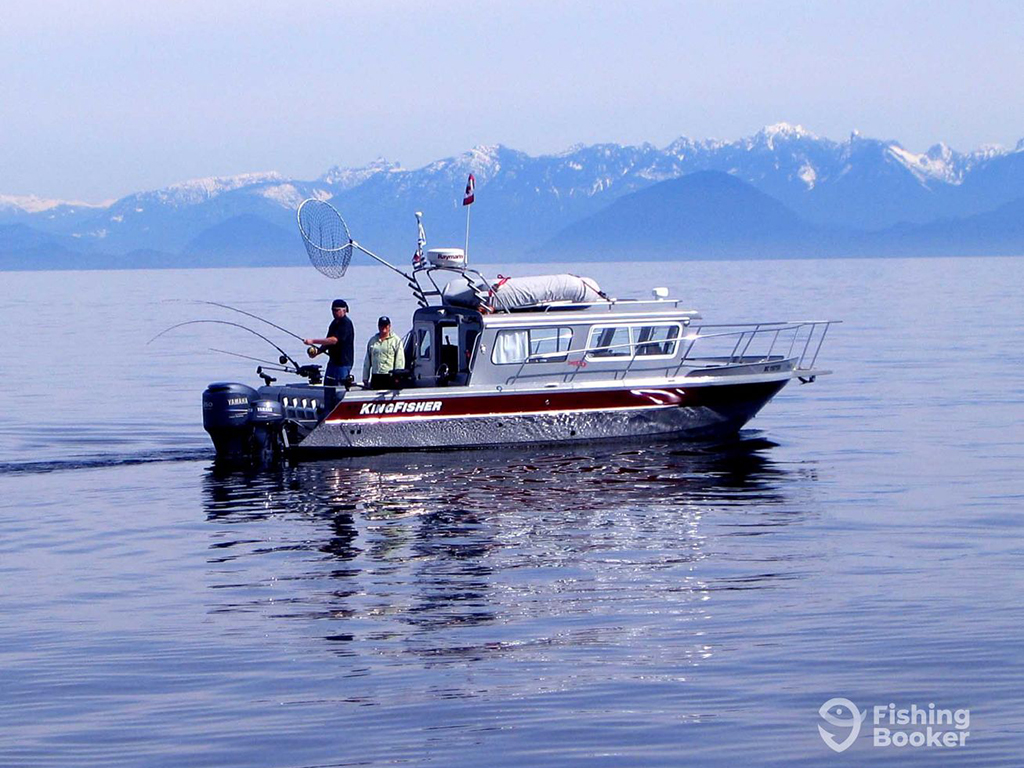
[1, 257, 1022, 766]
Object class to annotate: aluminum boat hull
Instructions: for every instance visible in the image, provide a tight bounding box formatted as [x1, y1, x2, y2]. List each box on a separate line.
[293, 377, 789, 455]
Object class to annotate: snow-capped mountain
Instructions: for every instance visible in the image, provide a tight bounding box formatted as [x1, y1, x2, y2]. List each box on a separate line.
[319, 158, 402, 189]
[3, 123, 1024, 268]
[0, 194, 113, 215]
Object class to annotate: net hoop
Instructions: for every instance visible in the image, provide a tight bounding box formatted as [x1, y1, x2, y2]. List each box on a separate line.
[297, 198, 354, 279]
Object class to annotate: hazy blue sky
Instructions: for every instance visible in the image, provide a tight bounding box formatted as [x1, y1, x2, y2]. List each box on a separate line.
[3, 0, 1023, 200]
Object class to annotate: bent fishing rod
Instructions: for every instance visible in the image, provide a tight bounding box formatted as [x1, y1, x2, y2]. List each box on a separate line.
[209, 348, 284, 366]
[195, 301, 329, 359]
[207, 347, 323, 385]
[194, 301, 302, 342]
[148, 320, 305, 371]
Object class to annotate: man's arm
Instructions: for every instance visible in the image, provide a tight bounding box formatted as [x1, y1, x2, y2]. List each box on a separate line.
[303, 335, 337, 347]
[362, 340, 372, 383]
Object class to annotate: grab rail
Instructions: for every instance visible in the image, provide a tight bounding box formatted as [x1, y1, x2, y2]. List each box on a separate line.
[673, 320, 839, 376]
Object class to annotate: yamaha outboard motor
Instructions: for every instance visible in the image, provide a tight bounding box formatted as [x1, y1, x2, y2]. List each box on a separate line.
[203, 382, 285, 464]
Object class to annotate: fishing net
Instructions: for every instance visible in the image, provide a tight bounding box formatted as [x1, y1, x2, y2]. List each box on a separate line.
[296, 199, 353, 278]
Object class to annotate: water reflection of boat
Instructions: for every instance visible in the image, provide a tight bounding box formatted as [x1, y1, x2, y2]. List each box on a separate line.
[200, 437, 814, 649]
[203, 436, 794, 521]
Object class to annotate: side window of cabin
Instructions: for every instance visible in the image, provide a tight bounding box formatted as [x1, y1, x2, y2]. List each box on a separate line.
[491, 328, 572, 364]
[588, 324, 680, 358]
[529, 327, 572, 362]
[492, 330, 529, 364]
[636, 325, 680, 356]
[588, 326, 632, 357]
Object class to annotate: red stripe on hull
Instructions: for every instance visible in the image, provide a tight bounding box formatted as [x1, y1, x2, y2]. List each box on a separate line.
[326, 387, 683, 421]
[324, 383, 783, 422]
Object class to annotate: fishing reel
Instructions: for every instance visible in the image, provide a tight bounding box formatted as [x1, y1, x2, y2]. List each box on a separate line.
[296, 364, 323, 385]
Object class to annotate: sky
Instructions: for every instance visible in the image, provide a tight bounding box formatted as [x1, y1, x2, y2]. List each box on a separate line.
[2, 0, 1024, 201]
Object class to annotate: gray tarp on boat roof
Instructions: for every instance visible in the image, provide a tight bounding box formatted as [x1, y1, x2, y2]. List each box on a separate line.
[442, 274, 604, 311]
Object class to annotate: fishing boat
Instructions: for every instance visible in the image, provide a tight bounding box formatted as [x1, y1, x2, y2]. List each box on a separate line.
[201, 200, 837, 462]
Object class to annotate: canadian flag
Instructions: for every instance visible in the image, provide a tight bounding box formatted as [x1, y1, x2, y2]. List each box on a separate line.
[463, 174, 475, 206]
[412, 214, 426, 266]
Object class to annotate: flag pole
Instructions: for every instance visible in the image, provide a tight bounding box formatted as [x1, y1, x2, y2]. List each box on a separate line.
[462, 173, 475, 260]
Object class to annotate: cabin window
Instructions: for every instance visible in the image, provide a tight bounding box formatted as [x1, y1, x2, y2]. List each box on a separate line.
[588, 326, 632, 357]
[439, 324, 460, 375]
[529, 327, 572, 361]
[491, 327, 573, 364]
[417, 328, 432, 359]
[492, 330, 529, 364]
[587, 324, 681, 359]
[636, 324, 680, 356]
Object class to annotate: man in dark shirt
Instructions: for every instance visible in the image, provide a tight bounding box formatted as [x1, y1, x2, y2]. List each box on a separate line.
[304, 299, 355, 385]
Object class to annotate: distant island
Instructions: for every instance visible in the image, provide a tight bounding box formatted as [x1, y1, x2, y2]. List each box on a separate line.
[3, 123, 1024, 270]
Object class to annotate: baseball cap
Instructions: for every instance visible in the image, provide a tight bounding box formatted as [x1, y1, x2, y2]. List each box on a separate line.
[331, 299, 348, 310]
[377, 315, 391, 328]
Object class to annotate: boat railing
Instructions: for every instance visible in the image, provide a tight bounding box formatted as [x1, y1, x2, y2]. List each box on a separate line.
[674, 320, 839, 374]
[504, 320, 838, 384]
[410, 265, 492, 309]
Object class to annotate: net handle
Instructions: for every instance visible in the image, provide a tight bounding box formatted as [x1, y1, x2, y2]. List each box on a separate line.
[350, 241, 415, 282]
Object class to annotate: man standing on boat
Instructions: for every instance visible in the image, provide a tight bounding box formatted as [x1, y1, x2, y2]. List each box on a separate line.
[304, 299, 355, 386]
[363, 316, 405, 389]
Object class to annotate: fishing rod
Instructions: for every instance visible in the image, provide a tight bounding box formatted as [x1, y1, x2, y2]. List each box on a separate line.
[195, 301, 307, 344]
[208, 348, 284, 367]
[207, 347, 324, 386]
[148, 320, 303, 371]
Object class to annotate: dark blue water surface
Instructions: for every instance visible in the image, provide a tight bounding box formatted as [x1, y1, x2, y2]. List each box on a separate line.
[1, 257, 1022, 767]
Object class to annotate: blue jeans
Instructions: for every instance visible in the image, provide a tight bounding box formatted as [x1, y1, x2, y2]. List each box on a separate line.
[325, 364, 351, 385]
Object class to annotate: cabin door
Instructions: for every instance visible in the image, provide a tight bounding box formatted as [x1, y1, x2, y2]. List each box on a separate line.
[413, 321, 438, 387]
[413, 317, 481, 387]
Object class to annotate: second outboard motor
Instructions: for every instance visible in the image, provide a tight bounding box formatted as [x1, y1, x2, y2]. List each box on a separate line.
[249, 398, 286, 464]
[203, 383, 286, 464]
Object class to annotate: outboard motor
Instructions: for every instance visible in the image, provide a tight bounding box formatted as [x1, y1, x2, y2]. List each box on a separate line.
[248, 397, 286, 464]
[202, 382, 285, 464]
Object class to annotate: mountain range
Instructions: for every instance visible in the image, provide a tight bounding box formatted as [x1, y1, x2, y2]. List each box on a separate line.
[3, 122, 1024, 270]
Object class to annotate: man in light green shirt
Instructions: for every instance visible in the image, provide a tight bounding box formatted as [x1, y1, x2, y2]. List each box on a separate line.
[363, 315, 406, 389]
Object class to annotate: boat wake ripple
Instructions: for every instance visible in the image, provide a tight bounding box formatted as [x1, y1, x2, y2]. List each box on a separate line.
[0, 448, 213, 476]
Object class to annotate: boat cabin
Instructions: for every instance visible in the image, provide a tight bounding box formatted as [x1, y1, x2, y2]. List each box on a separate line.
[404, 278, 702, 391]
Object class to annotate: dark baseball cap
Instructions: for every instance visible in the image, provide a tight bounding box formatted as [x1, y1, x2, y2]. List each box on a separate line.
[377, 315, 391, 328]
[331, 298, 348, 310]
